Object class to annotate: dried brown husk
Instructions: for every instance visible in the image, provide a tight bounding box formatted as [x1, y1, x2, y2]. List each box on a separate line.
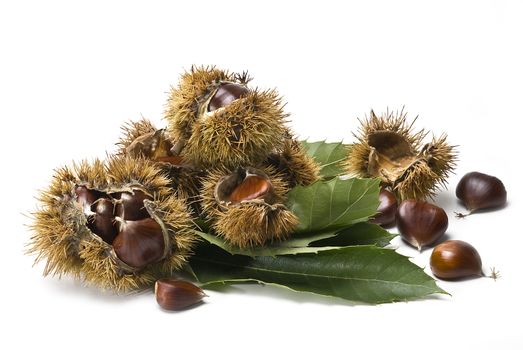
[28, 156, 197, 292]
[200, 165, 298, 248]
[344, 109, 457, 200]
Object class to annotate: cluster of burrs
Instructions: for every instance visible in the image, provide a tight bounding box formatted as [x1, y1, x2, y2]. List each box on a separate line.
[29, 66, 320, 291]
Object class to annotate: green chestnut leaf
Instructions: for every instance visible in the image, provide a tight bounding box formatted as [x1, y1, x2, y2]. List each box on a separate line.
[301, 140, 351, 178]
[192, 222, 395, 257]
[307, 222, 396, 248]
[286, 177, 380, 233]
[192, 229, 334, 257]
[189, 243, 447, 304]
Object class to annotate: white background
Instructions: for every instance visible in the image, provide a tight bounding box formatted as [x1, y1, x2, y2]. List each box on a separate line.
[1, 1, 521, 349]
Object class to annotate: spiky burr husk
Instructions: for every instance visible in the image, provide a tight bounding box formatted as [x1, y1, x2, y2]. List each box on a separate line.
[28, 156, 197, 292]
[265, 133, 321, 187]
[212, 204, 299, 248]
[117, 118, 159, 153]
[165, 66, 240, 145]
[164, 66, 289, 169]
[344, 108, 457, 200]
[117, 118, 203, 209]
[200, 166, 298, 248]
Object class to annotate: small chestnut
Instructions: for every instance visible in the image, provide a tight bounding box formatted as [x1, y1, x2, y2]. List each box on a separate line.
[75, 186, 100, 213]
[216, 167, 277, 205]
[430, 240, 483, 279]
[88, 198, 118, 244]
[397, 200, 448, 251]
[455, 172, 507, 217]
[229, 174, 272, 203]
[155, 278, 206, 311]
[112, 218, 165, 268]
[115, 190, 153, 221]
[208, 83, 249, 112]
[370, 188, 397, 226]
[154, 155, 185, 165]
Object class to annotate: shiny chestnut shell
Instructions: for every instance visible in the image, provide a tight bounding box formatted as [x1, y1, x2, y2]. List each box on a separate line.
[229, 174, 272, 203]
[75, 185, 101, 212]
[370, 189, 397, 226]
[216, 167, 277, 206]
[87, 198, 118, 244]
[430, 240, 482, 279]
[155, 278, 206, 311]
[112, 218, 165, 268]
[208, 83, 249, 111]
[397, 200, 448, 250]
[456, 172, 507, 212]
[115, 190, 152, 221]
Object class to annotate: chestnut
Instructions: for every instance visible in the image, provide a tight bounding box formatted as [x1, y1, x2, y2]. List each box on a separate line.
[397, 200, 448, 251]
[216, 167, 277, 205]
[112, 218, 166, 268]
[455, 172, 507, 217]
[154, 155, 185, 165]
[115, 190, 153, 221]
[229, 174, 272, 203]
[87, 198, 118, 244]
[74, 186, 100, 213]
[430, 240, 482, 279]
[155, 278, 206, 311]
[370, 188, 397, 226]
[208, 83, 249, 112]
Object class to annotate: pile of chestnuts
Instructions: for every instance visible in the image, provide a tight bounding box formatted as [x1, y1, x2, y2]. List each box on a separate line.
[373, 171, 506, 280]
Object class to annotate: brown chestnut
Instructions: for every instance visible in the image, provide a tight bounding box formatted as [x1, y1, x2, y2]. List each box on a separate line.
[430, 240, 482, 279]
[74, 186, 100, 212]
[154, 155, 185, 165]
[370, 188, 397, 226]
[115, 190, 152, 221]
[113, 218, 165, 268]
[155, 278, 206, 311]
[208, 83, 249, 112]
[456, 172, 507, 217]
[87, 198, 118, 244]
[216, 167, 277, 205]
[397, 200, 448, 251]
[229, 174, 272, 203]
